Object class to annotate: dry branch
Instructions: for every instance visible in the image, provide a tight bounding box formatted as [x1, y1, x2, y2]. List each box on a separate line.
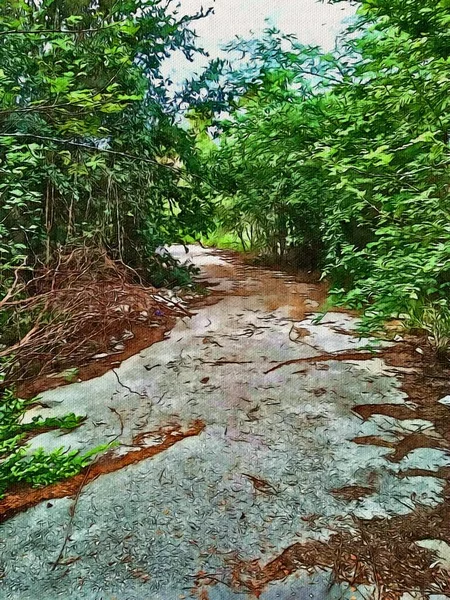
[0, 247, 184, 383]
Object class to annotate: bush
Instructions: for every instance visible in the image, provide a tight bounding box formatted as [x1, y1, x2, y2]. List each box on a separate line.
[0, 388, 107, 498]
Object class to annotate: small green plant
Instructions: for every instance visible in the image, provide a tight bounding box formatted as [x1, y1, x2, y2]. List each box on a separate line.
[149, 250, 200, 288]
[63, 368, 80, 383]
[408, 301, 450, 357]
[0, 388, 107, 497]
[200, 230, 250, 252]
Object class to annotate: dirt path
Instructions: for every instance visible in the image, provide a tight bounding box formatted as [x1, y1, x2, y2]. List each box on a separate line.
[1, 246, 449, 600]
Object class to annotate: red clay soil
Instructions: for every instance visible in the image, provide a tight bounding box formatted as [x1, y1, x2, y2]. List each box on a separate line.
[353, 431, 448, 463]
[15, 262, 226, 401]
[353, 403, 417, 421]
[221, 516, 450, 599]
[0, 420, 205, 522]
[331, 485, 376, 501]
[207, 487, 450, 599]
[397, 466, 450, 480]
[199, 248, 329, 319]
[16, 249, 325, 398]
[17, 319, 175, 399]
[353, 402, 450, 428]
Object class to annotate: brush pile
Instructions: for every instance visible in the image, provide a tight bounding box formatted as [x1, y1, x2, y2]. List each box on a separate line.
[0, 248, 189, 384]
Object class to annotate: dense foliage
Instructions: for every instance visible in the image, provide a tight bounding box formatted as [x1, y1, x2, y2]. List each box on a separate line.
[0, 0, 210, 290]
[1, 0, 450, 349]
[0, 0, 212, 490]
[190, 0, 450, 348]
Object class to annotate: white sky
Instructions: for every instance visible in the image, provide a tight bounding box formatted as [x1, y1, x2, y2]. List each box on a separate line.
[163, 0, 356, 84]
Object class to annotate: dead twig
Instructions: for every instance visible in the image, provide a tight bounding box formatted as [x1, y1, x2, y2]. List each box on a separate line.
[112, 369, 147, 399]
[0, 247, 184, 383]
[50, 462, 93, 571]
[0, 258, 28, 310]
[152, 292, 192, 316]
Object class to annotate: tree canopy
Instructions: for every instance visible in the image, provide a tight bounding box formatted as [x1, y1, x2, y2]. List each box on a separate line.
[0, 0, 211, 285]
[188, 0, 450, 349]
[1, 0, 450, 349]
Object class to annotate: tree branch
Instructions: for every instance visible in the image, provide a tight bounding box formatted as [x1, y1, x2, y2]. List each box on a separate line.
[0, 132, 219, 189]
[0, 25, 121, 37]
[0, 132, 183, 173]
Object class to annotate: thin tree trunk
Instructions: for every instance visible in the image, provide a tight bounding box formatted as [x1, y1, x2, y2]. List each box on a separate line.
[45, 182, 52, 264]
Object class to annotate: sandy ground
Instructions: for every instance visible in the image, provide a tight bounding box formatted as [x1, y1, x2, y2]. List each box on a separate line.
[1, 246, 449, 600]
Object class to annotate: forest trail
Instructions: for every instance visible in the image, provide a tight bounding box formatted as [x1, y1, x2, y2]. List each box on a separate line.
[1, 246, 450, 600]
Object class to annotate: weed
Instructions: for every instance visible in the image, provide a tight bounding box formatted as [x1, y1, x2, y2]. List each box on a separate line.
[0, 388, 107, 497]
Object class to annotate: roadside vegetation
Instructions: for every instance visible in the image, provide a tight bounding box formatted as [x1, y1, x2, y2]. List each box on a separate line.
[0, 386, 112, 498]
[189, 0, 450, 349]
[0, 0, 210, 495]
[0, 0, 210, 379]
[0, 0, 449, 494]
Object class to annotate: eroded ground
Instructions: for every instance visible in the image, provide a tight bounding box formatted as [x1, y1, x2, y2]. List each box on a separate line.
[1, 246, 450, 600]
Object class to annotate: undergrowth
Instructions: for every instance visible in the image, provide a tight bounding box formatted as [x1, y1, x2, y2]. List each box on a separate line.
[150, 248, 200, 287]
[0, 247, 187, 384]
[182, 231, 249, 252]
[0, 388, 108, 498]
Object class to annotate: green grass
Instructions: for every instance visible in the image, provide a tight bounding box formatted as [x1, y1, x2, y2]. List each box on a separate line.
[183, 230, 250, 252]
[0, 388, 109, 497]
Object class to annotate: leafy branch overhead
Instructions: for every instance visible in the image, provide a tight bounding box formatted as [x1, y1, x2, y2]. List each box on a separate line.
[0, 0, 212, 286]
[186, 0, 450, 348]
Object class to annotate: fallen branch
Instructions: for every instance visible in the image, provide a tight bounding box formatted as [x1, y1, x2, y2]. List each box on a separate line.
[264, 351, 377, 374]
[0, 259, 28, 311]
[50, 463, 93, 571]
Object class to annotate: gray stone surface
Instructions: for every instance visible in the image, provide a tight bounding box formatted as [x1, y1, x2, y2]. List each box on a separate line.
[1, 246, 448, 599]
